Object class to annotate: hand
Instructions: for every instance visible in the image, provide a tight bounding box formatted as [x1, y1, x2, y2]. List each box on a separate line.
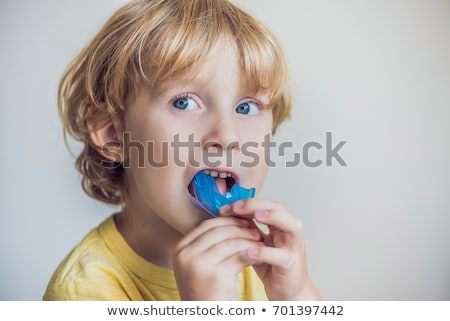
[172, 216, 261, 300]
[220, 198, 322, 300]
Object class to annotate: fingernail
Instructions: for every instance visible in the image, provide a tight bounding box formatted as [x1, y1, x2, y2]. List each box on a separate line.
[247, 247, 260, 258]
[255, 209, 269, 219]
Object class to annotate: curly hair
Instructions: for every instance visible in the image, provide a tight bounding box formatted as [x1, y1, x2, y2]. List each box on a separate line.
[58, 0, 292, 205]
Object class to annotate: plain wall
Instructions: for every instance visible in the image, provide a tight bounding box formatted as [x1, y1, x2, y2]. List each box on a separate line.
[0, 0, 449, 300]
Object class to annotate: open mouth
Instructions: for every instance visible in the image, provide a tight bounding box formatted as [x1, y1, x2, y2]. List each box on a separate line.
[188, 169, 255, 217]
[188, 169, 236, 197]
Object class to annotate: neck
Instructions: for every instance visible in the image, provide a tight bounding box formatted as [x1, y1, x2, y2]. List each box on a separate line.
[114, 207, 182, 269]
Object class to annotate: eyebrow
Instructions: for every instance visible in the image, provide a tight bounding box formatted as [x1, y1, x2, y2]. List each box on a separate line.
[148, 70, 272, 105]
[150, 80, 191, 98]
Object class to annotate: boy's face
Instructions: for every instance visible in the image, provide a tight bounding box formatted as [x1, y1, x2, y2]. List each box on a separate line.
[122, 39, 273, 235]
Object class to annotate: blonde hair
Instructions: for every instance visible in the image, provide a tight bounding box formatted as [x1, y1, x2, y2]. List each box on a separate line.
[59, 0, 292, 205]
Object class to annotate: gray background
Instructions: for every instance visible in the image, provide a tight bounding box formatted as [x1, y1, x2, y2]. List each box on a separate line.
[1, 0, 449, 300]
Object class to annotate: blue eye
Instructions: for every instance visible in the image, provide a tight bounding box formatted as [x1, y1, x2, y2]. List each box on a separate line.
[235, 102, 259, 115]
[173, 97, 198, 110]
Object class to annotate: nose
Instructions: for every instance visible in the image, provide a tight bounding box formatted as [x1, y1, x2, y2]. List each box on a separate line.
[202, 111, 241, 153]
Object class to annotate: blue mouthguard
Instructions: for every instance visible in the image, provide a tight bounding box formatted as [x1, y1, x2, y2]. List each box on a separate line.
[191, 170, 256, 217]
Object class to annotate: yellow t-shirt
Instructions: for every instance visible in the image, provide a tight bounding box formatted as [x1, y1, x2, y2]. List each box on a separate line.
[43, 215, 267, 300]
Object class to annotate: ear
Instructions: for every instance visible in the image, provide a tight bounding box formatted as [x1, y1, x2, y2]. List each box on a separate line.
[87, 117, 124, 163]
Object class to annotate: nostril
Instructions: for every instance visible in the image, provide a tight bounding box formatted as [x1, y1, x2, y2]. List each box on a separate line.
[204, 141, 222, 152]
[227, 141, 240, 152]
[202, 117, 241, 151]
[204, 141, 240, 153]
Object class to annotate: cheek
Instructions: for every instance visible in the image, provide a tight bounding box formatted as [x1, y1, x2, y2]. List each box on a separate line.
[246, 158, 268, 196]
[123, 119, 184, 168]
[240, 111, 273, 139]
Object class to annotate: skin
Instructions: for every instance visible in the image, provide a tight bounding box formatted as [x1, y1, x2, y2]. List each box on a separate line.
[94, 38, 321, 300]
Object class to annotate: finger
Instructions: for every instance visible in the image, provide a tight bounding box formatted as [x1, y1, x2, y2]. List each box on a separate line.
[253, 208, 304, 238]
[219, 198, 279, 235]
[177, 225, 262, 259]
[176, 216, 250, 250]
[219, 205, 268, 237]
[246, 245, 297, 270]
[220, 198, 283, 217]
[200, 239, 262, 274]
[222, 199, 303, 237]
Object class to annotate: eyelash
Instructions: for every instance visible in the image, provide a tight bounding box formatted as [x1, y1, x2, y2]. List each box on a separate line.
[170, 93, 264, 111]
[245, 99, 263, 110]
[171, 93, 196, 103]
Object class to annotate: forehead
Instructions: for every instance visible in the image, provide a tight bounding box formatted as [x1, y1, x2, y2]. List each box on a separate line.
[160, 40, 238, 84]
[150, 39, 270, 102]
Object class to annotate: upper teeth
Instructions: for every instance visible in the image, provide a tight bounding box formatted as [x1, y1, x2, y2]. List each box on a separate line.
[204, 170, 232, 178]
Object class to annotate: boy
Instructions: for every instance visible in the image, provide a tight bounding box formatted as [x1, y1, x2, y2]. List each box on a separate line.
[44, 0, 321, 300]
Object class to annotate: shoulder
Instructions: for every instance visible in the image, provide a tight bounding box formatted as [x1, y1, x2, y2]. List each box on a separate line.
[43, 216, 131, 300]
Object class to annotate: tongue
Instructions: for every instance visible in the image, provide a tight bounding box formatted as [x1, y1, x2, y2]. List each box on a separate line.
[214, 177, 227, 195]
